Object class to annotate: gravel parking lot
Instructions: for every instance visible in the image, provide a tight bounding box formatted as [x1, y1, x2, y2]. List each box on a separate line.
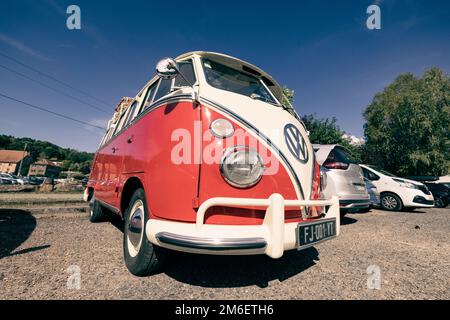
[0, 204, 449, 300]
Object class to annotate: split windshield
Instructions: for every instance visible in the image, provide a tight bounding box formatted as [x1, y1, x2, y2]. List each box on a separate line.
[202, 59, 278, 105]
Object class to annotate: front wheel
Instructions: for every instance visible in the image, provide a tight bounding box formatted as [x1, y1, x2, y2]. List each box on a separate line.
[123, 188, 166, 276]
[380, 193, 403, 211]
[435, 197, 446, 208]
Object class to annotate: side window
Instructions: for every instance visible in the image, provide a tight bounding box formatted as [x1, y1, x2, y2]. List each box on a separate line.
[174, 60, 196, 88]
[123, 101, 138, 127]
[142, 82, 158, 111]
[113, 108, 130, 136]
[362, 168, 380, 181]
[332, 147, 356, 164]
[153, 79, 172, 102]
[100, 130, 108, 147]
[105, 125, 115, 143]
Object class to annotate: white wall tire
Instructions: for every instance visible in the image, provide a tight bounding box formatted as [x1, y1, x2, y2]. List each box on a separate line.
[123, 188, 166, 276]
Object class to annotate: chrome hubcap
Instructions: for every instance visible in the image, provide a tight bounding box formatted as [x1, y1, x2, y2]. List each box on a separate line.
[382, 196, 397, 210]
[127, 200, 144, 257]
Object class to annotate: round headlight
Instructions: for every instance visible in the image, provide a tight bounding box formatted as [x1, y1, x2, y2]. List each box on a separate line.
[220, 146, 265, 188]
[210, 118, 234, 138]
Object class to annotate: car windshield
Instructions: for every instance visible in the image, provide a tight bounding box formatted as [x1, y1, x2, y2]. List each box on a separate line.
[368, 165, 396, 177]
[202, 59, 278, 105]
[331, 147, 356, 164]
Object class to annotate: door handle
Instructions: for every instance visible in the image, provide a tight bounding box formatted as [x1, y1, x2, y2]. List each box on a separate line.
[127, 135, 134, 144]
[112, 147, 119, 153]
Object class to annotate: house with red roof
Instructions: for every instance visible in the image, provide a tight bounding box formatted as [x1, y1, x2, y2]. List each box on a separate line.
[0, 150, 31, 175]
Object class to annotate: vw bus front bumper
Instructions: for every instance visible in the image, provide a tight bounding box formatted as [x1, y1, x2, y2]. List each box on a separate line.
[146, 194, 340, 259]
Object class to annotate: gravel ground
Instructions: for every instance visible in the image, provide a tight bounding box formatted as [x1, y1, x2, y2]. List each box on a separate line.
[0, 206, 449, 300]
[0, 193, 83, 207]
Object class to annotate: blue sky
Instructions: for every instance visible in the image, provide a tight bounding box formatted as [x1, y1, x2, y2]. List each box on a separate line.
[0, 0, 449, 152]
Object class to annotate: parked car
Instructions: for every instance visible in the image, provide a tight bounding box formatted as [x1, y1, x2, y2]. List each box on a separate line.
[404, 176, 439, 182]
[403, 176, 450, 208]
[84, 51, 341, 276]
[423, 182, 450, 208]
[0, 173, 18, 184]
[360, 165, 434, 211]
[364, 177, 380, 208]
[440, 182, 450, 189]
[26, 176, 45, 185]
[81, 177, 89, 187]
[0, 177, 13, 185]
[314, 144, 370, 215]
[7, 173, 26, 185]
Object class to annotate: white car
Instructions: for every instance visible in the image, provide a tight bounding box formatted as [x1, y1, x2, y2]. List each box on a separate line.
[360, 165, 434, 211]
[0, 173, 19, 184]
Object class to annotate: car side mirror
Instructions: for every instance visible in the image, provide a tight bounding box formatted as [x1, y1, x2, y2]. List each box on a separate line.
[156, 58, 179, 79]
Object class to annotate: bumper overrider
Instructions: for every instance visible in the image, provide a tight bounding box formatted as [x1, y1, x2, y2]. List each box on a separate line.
[146, 194, 340, 259]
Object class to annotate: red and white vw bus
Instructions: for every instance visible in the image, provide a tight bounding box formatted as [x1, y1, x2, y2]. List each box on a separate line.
[84, 51, 340, 276]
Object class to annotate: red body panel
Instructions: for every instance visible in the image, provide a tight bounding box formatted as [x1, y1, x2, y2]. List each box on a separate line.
[89, 102, 320, 225]
[93, 139, 124, 208]
[91, 100, 200, 222]
[199, 106, 301, 225]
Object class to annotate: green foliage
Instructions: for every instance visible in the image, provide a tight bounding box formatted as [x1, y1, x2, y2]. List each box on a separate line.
[282, 86, 295, 106]
[0, 134, 94, 173]
[301, 114, 363, 162]
[59, 172, 68, 179]
[363, 67, 450, 176]
[72, 172, 87, 180]
[300, 115, 343, 144]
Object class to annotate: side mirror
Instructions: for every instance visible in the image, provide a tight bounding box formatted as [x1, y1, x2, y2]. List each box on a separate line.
[156, 58, 179, 79]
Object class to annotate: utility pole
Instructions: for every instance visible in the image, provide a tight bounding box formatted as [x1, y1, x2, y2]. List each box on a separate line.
[17, 143, 28, 177]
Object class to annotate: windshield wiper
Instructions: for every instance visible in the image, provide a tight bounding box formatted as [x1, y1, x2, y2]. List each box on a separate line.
[250, 93, 281, 107]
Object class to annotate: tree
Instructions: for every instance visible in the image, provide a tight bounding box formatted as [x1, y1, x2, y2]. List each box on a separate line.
[0, 134, 94, 173]
[281, 86, 295, 106]
[363, 67, 450, 176]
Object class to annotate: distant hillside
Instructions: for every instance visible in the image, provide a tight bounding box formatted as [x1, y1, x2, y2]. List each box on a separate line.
[0, 134, 93, 174]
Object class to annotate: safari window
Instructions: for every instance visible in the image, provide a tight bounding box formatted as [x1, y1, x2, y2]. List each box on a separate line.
[142, 82, 158, 111]
[153, 79, 172, 102]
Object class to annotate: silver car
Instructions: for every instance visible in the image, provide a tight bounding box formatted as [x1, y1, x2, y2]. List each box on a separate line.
[314, 144, 371, 214]
[364, 177, 380, 207]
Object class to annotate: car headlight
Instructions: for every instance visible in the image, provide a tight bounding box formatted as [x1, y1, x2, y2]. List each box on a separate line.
[393, 178, 418, 189]
[220, 146, 265, 188]
[210, 118, 234, 138]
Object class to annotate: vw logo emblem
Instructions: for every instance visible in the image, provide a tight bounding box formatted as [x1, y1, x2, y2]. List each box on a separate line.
[284, 124, 309, 163]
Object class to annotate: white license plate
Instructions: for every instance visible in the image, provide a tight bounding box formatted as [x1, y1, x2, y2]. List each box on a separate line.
[297, 218, 337, 249]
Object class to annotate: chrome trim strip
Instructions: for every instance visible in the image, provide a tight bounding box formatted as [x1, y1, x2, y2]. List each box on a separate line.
[96, 199, 120, 214]
[97, 94, 194, 152]
[200, 96, 305, 200]
[156, 232, 267, 251]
